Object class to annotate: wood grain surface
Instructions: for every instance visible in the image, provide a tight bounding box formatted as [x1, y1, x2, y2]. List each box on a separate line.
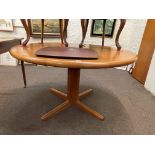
[10, 43, 137, 69]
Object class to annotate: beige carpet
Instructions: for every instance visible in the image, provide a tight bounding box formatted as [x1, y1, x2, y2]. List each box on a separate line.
[0, 65, 155, 134]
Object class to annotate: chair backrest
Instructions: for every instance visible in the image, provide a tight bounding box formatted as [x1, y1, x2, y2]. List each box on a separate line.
[20, 19, 64, 46]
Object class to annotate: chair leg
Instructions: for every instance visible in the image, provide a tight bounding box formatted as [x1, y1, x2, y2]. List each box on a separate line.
[17, 59, 20, 65]
[21, 61, 27, 88]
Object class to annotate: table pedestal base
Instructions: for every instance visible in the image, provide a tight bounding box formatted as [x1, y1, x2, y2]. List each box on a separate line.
[41, 68, 104, 121]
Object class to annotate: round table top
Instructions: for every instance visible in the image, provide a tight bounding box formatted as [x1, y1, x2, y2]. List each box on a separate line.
[10, 43, 138, 69]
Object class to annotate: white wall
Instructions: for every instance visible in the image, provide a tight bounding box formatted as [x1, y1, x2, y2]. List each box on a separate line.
[145, 50, 155, 95]
[0, 19, 147, 65]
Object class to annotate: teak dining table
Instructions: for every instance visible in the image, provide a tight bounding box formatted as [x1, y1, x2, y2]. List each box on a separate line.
[10, 43, 137, 121]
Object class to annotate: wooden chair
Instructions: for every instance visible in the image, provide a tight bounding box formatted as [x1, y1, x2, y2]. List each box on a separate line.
[63, 19, 126, 50]
[20, 19, 64, 88]
[62, 19, 89, 48]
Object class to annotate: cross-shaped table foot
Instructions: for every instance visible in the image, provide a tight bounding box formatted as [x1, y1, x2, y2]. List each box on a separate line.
[41, 68, 105, 121]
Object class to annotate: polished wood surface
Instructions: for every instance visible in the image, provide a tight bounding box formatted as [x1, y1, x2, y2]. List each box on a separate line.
[132, 19, 155, 84]
[10, 43, 137, 121]
[10, 43, 137, 69]
[35, 47, 98, 59]
[41, 68, 104, 121]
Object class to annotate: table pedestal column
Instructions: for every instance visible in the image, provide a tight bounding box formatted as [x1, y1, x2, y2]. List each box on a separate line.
[41, 68, 104, 121]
